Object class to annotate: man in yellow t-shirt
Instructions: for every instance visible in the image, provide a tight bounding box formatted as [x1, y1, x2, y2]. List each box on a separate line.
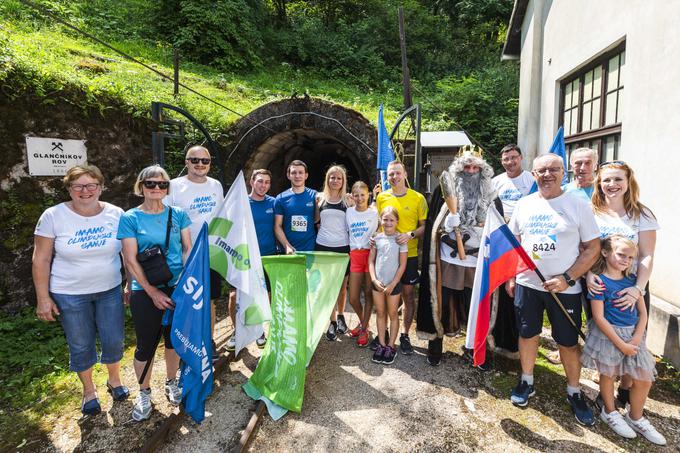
[375, 160, 428, 355]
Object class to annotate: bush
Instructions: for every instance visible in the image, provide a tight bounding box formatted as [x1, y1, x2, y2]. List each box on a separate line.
[153, 0, 266, 71]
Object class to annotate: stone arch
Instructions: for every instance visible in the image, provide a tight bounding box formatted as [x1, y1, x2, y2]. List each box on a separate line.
[223, 97, 377, 194]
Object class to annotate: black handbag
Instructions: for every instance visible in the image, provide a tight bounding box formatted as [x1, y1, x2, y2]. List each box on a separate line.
[136, 208, 173, 286]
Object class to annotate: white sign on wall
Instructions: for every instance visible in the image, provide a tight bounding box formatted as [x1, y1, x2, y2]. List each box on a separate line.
[26, 137, 88, 176]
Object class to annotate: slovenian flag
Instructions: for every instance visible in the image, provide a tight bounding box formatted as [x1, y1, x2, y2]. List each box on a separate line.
[465, 206, 536, 366]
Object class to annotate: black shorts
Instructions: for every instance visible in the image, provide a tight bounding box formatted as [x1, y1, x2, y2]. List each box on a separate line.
[314, 243, 350, 276]
[372, 282, 402, 296]
[400, 256, 420, 285]
[210, 269, 223, 300]
[514, 285, 582, 347]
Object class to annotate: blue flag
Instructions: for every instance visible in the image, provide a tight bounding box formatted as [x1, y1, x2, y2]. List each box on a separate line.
[528, 126, 567, 194]
[377, 104, 395, 190]
[170, 222, 213, 424]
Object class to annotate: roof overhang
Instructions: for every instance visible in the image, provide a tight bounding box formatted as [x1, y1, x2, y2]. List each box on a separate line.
[420, 131, 472, 148]
[501, 0, 530, 60]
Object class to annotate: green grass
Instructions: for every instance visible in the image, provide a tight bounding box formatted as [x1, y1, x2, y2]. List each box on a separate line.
[2, 20, 404, 133]
[0, 308, 138, 450]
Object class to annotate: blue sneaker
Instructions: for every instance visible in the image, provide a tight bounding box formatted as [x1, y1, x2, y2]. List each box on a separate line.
[567, 392, 595, 426]
[510, 380, 535, 407]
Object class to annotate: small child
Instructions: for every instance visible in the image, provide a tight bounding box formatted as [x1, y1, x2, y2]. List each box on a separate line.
[368, 206, 407, 364]
[581, 234, 665, 445]
[346, 181, 379, 347]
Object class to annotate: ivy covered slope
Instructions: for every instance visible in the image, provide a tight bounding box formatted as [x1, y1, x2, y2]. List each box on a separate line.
[1, 22, 402, 133]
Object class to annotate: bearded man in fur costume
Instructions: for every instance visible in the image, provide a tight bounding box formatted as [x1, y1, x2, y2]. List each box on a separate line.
[416, 149, 512, 368]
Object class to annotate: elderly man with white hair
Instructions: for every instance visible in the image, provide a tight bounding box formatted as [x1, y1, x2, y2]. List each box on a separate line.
[563, 147, 598, 202]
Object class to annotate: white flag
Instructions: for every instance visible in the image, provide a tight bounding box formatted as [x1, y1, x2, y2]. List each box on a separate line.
[208, 171, 271, 354]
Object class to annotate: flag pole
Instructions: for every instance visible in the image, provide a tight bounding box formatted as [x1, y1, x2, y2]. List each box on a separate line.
[531, 268, 586, 341]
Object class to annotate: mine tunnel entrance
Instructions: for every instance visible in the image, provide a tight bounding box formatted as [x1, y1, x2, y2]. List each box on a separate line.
[245, 128, 368, 194]
[224, 98, 378, 195]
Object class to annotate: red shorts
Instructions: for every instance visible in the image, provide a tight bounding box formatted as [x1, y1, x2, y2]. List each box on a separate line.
[349, 249, 370, 273]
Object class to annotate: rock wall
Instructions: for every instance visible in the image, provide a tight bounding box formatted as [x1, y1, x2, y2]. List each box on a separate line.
[0, 76, 153, 312]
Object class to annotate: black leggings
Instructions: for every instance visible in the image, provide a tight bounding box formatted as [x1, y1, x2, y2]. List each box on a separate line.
[130, 287, 174, 362]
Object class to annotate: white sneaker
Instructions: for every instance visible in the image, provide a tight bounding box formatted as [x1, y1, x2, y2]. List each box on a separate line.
[226, 335, 236, 352]
[132, 389, 152, 421]
[600, 407, 636, 439]
[165, 378, 182, 406]
[625, 414, 667, 445]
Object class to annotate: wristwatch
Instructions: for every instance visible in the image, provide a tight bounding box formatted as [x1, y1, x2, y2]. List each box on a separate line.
[409, 231, 415, 239]
[635, 285, 647, 296]
[562, 272, 576, 287]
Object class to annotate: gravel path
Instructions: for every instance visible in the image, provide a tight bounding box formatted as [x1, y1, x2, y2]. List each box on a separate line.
[245, 311, 679, 452]
[41, 309, 680, 452]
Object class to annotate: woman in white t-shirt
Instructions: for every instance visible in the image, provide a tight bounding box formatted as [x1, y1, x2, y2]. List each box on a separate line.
[588, 161, 660, 407]
[315, 165, 353, 340]
[33, 165, 127, 416]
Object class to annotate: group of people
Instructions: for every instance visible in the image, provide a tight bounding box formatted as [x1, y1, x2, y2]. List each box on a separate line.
[32, 143, 666, 445]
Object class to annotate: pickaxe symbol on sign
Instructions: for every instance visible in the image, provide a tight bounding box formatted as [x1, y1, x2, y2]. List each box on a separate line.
[51, 142, 64, 152]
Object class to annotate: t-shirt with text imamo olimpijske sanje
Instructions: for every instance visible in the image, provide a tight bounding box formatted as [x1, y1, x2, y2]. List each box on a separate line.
[346, 206, 379, 250]
[508, 191, 600, 294]
[594, 207, 659, 274]
[116, 205, 192, 290]
[164, 176, 224, 243]
[34, 202, 124, 294]
[492, 170, 534, 219]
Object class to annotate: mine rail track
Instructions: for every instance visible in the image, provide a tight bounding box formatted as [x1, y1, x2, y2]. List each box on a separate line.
[138, 330, 266, 453]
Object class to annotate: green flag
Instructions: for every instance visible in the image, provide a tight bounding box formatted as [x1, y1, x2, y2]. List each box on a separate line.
[243, 252, 348, 417]
[299, 252, 350, 365]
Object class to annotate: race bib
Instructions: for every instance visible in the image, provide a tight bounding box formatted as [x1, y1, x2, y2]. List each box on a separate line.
[529, 235, 558, 260]
[291, 215, 308, 232]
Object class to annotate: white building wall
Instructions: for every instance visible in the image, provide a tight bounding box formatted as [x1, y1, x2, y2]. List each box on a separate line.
[516, 0, 680, 307]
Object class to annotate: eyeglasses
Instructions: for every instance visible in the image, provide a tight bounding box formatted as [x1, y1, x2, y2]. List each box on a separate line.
[599, 160, 626, 168]
[143, 180, 170, 189]
[70, 183, 100, 192]
[533, 167, 562, 175]
[187, 157, 211, 165]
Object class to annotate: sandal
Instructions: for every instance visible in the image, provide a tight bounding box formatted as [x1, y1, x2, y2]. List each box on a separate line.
[107, 381, 130, 402]
[81, 394, 101, 415]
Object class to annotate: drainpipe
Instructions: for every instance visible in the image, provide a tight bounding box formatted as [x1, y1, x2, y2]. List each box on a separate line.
[525, 0, 545, 163]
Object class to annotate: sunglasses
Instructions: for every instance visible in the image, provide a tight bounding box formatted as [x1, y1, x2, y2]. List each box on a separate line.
[599, 160, 626, 168]
[187, 157, 211, 165]
[143, 180, 170, 189]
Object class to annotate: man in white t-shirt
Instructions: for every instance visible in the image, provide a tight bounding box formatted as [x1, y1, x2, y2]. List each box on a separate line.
[492, 144, 534, 220]
[490, 144, 533, 357]
[506, 154, 601, 426]
[164, 145, 224, 355]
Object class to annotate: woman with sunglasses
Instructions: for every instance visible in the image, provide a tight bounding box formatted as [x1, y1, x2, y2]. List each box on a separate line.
[588, 160, 659, 408]
[33, 165, 127, 416]
[117, 165, 192, 422]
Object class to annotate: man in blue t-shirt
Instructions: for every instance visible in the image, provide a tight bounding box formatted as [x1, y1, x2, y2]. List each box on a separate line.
[226, 168, 278, 351]
[274, 160, 319, 253]
[562, 147, 597, 202]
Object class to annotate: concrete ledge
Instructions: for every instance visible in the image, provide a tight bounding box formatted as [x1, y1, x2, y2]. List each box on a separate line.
[647, 295, 680, 368]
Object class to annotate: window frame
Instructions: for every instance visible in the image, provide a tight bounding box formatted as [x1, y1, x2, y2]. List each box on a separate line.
[558, 42, 625, 164]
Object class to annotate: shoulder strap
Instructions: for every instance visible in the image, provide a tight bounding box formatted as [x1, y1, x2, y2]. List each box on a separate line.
[164, 207, 173, 253]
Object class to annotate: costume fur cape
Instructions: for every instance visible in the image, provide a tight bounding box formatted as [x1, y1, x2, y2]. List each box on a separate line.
[416, 155, 504, 341]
